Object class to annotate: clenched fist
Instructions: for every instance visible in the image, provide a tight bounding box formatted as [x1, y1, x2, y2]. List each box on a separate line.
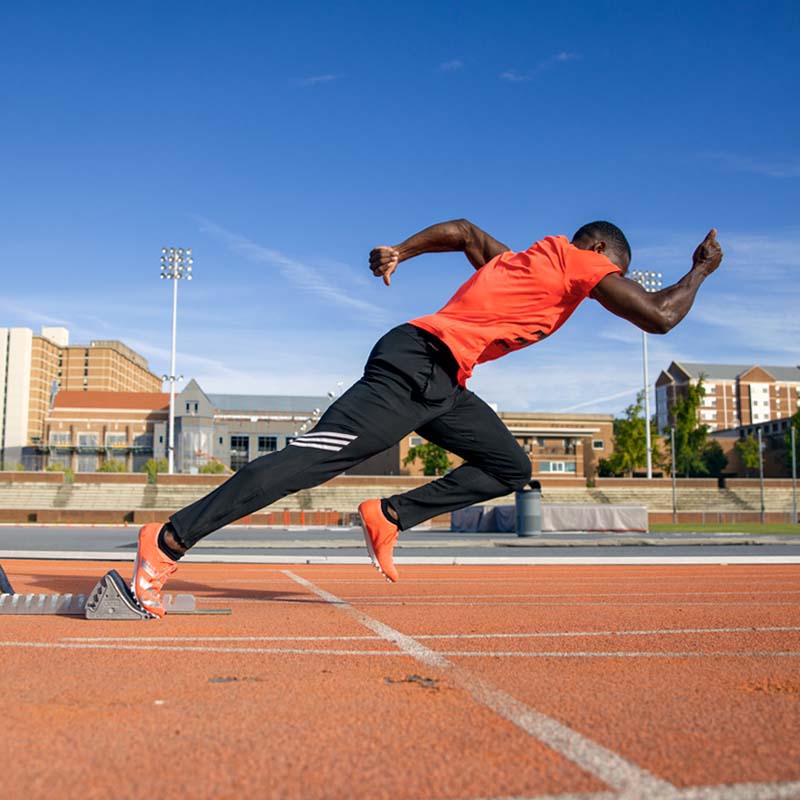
[369, 245, 400, 286]
[691, 229, 723, 276]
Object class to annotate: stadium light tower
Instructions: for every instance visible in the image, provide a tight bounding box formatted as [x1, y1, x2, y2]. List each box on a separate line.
[630, 269, 662, 479]
[160, 247, 193, 474]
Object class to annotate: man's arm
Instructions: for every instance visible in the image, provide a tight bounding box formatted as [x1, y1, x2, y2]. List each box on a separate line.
[369, 219, 509, 286]
[590, 229, 723, 334]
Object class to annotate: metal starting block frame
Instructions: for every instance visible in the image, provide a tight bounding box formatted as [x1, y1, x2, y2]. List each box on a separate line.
[0, 564, 231, 619]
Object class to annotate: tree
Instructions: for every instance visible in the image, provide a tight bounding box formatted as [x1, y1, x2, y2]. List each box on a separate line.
[605, 391, 661, 477]
[46, 461, 74, 482]
[700, 440, 728, 478]
[671, 377, 709, 477]
[199, 460, 226, 474]
[141, 457, 169, 484]
[736, 434, 761, 478]
[403, 442, 452, 476]
[98, 458, 126, 473]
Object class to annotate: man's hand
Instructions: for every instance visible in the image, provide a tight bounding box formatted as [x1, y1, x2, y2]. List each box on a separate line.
[691, 228, 723, 276]
[369, 245, 400, 286]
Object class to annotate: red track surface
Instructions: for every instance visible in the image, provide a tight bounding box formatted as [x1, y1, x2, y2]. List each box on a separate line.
[1, 561, 800, 799]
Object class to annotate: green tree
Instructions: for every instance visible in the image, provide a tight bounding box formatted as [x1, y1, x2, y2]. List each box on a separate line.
[671, 378, 709, 477]
[700, 440, 728, 478]
[605, 391, 661, 477]
[199, 460, 226, 474]
[46, 461, 74, 482]
[736, 434, 761, 477]
[403, 442, 452, 476]
[141, 457, 169, 484]
[98, 458, 126, 473]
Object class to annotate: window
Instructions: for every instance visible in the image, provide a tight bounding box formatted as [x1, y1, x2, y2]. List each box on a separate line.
[592, 439, 604, 450]
[78, 433, 99, 448]
[230, 435, 250, 471]
[538, 461, 577, 474]
[105, 433, 127, 448]
[409, 436, 423, 447]
[257, 435, 277, 455]
[49, 432, 71, 446]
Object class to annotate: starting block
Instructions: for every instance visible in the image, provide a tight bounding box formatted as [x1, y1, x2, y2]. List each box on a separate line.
[0, 564, 231, 619]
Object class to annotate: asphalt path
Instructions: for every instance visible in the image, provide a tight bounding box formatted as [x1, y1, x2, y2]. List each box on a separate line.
[1, 524, 799, 564]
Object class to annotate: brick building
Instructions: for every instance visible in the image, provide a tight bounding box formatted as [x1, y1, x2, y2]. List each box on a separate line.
[40, 378, 614, 479]
[392, 411, 613, 480]
[45, 391, 169, 473]
[0, 326, 162, 469]
[656, 362, 800, 433]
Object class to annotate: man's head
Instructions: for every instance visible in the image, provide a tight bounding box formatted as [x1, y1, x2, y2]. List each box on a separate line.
[572, 221, 631, 273]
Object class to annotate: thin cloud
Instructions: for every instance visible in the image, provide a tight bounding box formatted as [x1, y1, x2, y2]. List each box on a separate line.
[293, 73, 341, 88]
[439, 59, 464, 72]
[500, 70, 533, 83]
[197, 218, 388, 322]
[702, 152, 800, 179]
[500, 51, 579, 83]
[552, 51, 579, 63]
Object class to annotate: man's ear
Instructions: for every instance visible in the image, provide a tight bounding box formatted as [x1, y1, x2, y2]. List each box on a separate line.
[592, 240, 607, 254]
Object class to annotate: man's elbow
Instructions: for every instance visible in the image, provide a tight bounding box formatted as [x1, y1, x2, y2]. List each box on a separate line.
[645, 311, 676, 335]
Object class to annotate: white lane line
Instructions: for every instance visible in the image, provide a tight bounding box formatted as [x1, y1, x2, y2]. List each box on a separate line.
[0, 642, 400, 656]
[60, 626, 800, 643]
[336, 601, 800, 607]
[2, 550, 800, 566]
[4, 641, 799, 659]
[282, 570, 676, 797]
[675, 780, 800, 799]
[338, 590, 800, 599]
[469, 779, 800, 800]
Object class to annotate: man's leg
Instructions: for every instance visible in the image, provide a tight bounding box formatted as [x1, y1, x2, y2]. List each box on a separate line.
[169, 368, 429, 549]
[387, 389, 532, 529]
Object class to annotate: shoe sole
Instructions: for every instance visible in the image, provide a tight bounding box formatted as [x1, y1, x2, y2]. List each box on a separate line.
[359, 511, 395, 583]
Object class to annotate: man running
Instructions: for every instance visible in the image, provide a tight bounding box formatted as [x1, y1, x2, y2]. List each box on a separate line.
[132, 219, 722, 616]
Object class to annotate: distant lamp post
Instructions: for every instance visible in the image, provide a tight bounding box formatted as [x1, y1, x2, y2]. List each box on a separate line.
[757, 427, 766, 524]
[160, 247, 193, 474]
[630, 270, 662, 479]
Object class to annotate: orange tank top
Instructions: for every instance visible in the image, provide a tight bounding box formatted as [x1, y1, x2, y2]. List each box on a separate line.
[410, 235, 621, 386]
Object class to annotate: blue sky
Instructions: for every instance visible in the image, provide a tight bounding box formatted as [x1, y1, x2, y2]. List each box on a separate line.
[1, 1, 798, 415]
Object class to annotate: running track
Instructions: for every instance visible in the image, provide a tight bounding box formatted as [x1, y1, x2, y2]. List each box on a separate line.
[1, 560, 799, 799]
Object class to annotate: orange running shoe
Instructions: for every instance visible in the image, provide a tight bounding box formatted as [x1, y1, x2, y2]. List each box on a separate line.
[131, 522, 178, 618]
[358, 499, 399, 582]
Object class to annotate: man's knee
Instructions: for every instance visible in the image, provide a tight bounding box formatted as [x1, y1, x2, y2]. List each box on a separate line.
[497, 450, 532, 492]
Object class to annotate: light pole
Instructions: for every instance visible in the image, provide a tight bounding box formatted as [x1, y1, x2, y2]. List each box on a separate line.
[757, 427, 765, 524]
[160, 246, 193, 474]
[791, 425, 797, 524]
[670, 426, 677, 524]
[630, 270, 662, 478]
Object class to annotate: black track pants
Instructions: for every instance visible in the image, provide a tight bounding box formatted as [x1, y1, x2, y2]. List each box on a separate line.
[170, 325, 532, 548]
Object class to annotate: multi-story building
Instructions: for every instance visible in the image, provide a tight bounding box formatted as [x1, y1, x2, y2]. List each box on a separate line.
[1, 326, 162, 468]
[656, 362, 800, 433]
[157, 380, 335, 474]
[400, 411, 613, 480]
[711, 416, 796, 478]
[40, 378, 614, 479]
[45, 391, 169, 473]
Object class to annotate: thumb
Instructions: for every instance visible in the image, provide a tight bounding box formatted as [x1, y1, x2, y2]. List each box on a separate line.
[383, 272, 391, 287]
[706, 228, 717, 240]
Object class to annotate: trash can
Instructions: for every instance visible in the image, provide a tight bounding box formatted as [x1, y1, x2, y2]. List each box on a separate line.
[515, 480, 542, 537]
